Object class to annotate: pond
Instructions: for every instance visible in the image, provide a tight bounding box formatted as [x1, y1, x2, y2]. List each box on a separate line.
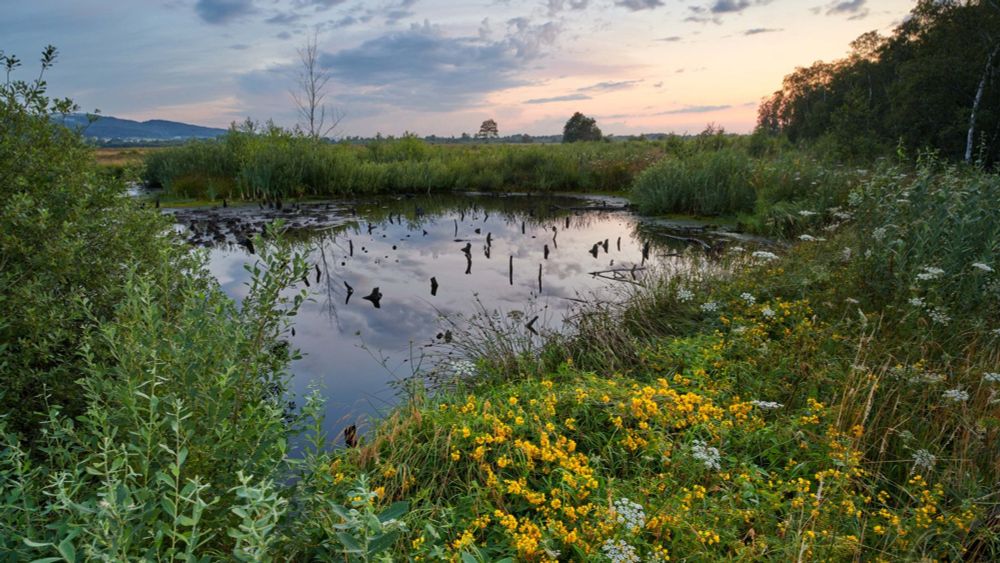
[168, 193, 738, 439]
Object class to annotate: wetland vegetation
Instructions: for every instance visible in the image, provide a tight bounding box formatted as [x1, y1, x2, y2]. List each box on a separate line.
[3, 1, 1000, 560]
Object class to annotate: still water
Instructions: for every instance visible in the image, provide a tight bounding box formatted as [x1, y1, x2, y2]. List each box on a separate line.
[171, 193, 722, 436]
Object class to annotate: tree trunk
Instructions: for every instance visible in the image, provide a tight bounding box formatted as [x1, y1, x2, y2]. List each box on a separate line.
[965, 45, 999, 163]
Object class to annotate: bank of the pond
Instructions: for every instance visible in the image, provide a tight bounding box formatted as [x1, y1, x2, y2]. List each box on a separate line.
[288, 162, 1000, 561]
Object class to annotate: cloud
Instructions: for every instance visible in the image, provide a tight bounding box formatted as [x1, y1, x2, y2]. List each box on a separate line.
[577, 79, 642, 92]
[653, 81, 663, 88]
[524, 93, 591, 104]
[194, 0, 255, 24]
[710, 0, 750, 13]
[825, 0, 866, 15]
[657, 36, 682, 42]
[655, 104, 730, 114]
[318, 19, 560, 111]
[744, 27, 782, 35]
[615, 0, 664, 11]
[385, 0, 418, 24]
[686, 0, 770, 22]
[266, 12, 302, 25]
[294, 0, 348, 10]
[546, 0, 590, 16]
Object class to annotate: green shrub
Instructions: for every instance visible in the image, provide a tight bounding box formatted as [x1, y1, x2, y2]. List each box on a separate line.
[631, 148, 756, 215]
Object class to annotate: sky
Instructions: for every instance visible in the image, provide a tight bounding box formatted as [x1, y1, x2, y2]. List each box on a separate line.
[1, 0, 917, 137]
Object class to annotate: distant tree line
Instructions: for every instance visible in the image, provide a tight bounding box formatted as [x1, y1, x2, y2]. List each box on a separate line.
[757, 0, 1000, 165]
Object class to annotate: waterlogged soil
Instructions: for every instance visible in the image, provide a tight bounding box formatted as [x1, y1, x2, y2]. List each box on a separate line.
[166, 193, 742, 437]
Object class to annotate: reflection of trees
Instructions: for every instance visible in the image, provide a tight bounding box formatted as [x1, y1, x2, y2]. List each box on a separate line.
[276, 193, 628, 245]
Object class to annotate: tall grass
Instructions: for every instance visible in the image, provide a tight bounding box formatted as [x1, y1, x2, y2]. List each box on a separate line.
[631, 148, 756, 216]
[144, 125, 665, 200]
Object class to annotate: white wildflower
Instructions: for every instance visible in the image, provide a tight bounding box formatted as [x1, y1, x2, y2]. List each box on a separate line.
[691, 439, 721, 471]
[752, 250, 779, 261]
[750, 400, 783, 410]
[912, 449, 936, 472]
[450, 360, 478, 378]
[942, 388, 969, 403]
[872, 227, 887, 241]
[601, 539, 640, 563]
[761, 307, 776, 319]
[612, 498, 646, 532]
[676, 287, 694, 302]
[994, 328, 1000, 337]
[842, 247, 853, 262]
[928, 307, 951, 325]
[908, 297, 925, 307]
[740, 292, 755, 305]
[732, 325, 747, 334]
[909, 371, 945, 384]
[799, 234, 817, 241]
[972, 262, 994, 273]
[833, 211, 853, 220]
[845, 297, 859, 304]
[700, 301, 718, 313]
[983, 372, 1000, 383]
[798, 210, 819, 217]
[730, 246, 746, 253]
[916, 266, 945, 281]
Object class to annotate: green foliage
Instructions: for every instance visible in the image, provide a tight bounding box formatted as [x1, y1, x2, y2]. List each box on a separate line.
[757, 0, 1000, 165]
[631, 148, 755, 216]
[561, 111, 602, 143]
[1, 47, 175, 438]
[144, 126, 665, 199]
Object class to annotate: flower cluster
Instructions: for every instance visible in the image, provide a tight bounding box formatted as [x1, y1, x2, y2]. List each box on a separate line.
[984, 372, 1000, 383]
[971, 262, 994, 273]
[740, 292, 756, 305]
[752, 250, 779, 261]
[450, 359, 479, 378]
[612, 498, 646, 532]
[750, 400, 783, 410]
[700, 301, 718, 313]
[916, 266, 945, 281]
[928, 307, 951, 325]
[690, 440, 721, 471]
[601, 539, 640, 563]
[676, 287, 694, 302]
[941, 388, 969, 403]
[912, 449, 936, 473]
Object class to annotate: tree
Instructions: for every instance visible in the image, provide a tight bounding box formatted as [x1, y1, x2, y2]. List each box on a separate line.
[562, 112, 602, 143]
[476, 118, 499, 139]
[292, 32, 343, 140]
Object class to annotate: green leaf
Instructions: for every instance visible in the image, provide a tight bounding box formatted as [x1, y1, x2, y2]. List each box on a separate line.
[22, 539, 53, 548]
[378, 501, 408, 523]
[56, 537, 75, 562]
[28, 558, 63, 563]
[335, 532, 363, 553]
[367, 530, 398, 555]
[161, 497, 176, 517]
[460, 552, 478, 563]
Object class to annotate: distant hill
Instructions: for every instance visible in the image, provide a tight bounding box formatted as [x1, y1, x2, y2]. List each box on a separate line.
[55, 114, 227, 142]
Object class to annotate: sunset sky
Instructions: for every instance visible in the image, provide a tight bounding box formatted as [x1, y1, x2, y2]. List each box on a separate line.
[2, 0, 916, 137]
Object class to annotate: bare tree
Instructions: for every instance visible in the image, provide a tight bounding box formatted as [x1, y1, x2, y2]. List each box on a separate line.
[292, 33, 343, 140]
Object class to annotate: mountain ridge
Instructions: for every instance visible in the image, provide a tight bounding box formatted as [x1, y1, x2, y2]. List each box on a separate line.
[56, 113, 228, 140]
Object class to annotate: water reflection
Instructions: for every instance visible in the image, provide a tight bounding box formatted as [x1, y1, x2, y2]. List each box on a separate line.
[191, 193, 716, 435]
